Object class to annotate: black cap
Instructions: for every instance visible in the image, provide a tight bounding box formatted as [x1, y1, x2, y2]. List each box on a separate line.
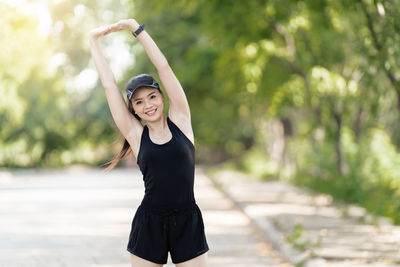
[126, 74, 160, 100]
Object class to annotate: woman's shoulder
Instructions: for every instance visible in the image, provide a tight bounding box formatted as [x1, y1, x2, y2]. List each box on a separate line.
[126, 122, 145, 159]
[168, 112, 194, 146]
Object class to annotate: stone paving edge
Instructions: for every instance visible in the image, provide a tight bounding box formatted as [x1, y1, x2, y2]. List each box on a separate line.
[201, 165, 326, 267]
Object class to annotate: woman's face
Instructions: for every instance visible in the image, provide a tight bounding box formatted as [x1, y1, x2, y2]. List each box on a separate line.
[131, 87, 164, 121]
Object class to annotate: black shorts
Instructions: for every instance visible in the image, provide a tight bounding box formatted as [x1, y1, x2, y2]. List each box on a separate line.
[126, 201, 209, 264]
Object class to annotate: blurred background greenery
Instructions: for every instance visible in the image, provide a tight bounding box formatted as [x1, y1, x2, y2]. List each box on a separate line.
[1, 0, 400, 224]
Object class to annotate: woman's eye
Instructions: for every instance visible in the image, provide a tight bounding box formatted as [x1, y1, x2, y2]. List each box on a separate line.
[150, 95, 156, 99]
[136, 101, 142, 105]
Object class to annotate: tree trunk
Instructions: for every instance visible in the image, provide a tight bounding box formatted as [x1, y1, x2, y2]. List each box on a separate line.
[333, 111, 348, 175]
[354, 103, 364, 143]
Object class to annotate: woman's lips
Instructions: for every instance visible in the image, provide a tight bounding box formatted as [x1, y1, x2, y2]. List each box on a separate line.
[146, 108, 157, 116]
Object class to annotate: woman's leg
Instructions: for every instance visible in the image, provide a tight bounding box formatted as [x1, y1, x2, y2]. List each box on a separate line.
[129, 252, 163, 267]
[175, 252, 208, 267]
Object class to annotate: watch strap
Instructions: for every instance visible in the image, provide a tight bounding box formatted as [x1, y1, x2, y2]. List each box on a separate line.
[132, 24, 146, 37]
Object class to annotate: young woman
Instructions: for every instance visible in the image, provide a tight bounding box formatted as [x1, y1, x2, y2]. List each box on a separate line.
[88, 19, 209, 267]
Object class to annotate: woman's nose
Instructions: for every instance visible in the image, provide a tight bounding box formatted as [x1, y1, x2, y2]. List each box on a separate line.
[144, 101, 152, 108]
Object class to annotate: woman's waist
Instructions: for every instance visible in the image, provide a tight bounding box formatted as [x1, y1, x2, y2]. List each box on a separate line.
[139, 198, 197, 213]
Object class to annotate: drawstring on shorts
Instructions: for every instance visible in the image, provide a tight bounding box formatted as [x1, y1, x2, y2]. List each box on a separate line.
[139, 201, 196, 230]
[162, 208, 180, 228]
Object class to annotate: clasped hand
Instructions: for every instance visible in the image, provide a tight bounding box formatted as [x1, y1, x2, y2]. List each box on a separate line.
[89, 19, 140, 40]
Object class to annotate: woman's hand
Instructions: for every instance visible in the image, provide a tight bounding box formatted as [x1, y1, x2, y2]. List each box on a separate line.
[111, 19, 141, 32]
[89, 19, 141, 41]
[89, 25, 111, 40]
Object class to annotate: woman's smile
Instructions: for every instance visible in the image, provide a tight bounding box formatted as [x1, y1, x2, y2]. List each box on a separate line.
[145, 108, 157, 116]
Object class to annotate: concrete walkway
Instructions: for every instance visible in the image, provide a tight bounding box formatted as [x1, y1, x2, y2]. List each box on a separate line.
[206, 168, 400, 267]
[0, 166, 290, 267]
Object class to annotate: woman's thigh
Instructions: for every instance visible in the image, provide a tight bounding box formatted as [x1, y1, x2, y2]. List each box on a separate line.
[129, 252, 163, 267]
[175, 252, 208, 267]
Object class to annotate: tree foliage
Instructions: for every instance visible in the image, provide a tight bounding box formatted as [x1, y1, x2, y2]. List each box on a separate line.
[1, 0, 400, 223]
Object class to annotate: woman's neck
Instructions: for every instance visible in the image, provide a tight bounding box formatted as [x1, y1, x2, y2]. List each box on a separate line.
[146, 115, 168, 133]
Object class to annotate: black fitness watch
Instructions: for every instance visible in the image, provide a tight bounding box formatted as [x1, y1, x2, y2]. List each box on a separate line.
[132, 24, 146, 37]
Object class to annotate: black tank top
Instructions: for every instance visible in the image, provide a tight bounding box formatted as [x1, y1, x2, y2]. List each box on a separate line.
[136, 116, 196, 209]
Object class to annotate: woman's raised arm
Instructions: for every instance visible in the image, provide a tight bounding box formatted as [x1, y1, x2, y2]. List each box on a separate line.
[88, 24, 140, 142]
[129, 20, 191, 121]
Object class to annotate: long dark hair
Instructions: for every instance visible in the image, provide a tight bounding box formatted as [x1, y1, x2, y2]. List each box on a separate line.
[101, 87, 163, 172]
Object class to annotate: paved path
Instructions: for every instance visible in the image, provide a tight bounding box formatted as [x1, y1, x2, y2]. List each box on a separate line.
[207, 168, 400, 267]
[0, 166, 290, 267]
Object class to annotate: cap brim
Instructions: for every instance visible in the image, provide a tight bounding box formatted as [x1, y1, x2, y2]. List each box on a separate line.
[127, 84, 160, 100]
